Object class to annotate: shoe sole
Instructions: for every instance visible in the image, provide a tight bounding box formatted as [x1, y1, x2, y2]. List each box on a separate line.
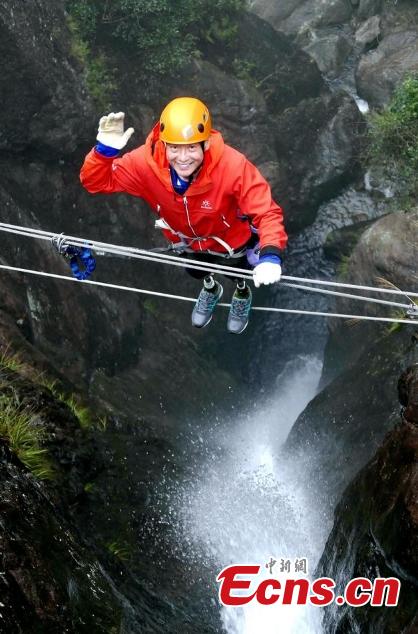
[192, 286, 223, 328]
[227, 320, 249, 335]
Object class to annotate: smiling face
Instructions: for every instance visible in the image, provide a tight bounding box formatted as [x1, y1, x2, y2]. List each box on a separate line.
[165, 142, 205, 178]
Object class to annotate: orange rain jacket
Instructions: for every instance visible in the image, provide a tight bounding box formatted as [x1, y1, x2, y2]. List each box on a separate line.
[80, 123, 288, 257]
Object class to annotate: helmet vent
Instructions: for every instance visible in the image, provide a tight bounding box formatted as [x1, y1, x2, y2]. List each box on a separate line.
[198, 123, 204, 133]
[160, 123, 165, 132]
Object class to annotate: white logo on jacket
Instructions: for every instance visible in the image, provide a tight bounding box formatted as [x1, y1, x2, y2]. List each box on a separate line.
[201, 200, 213, 209]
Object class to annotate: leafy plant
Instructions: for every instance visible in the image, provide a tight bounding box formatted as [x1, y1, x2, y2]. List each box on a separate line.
[337, 255, 351, 280]
[40, 376, 109, 432]
[143, 298, 158, 316]
[0, 346, 29, 375]
[365, 75, 418, 206]
[232, 58, 257, 83]
[66, 0, 246, 79]
[0, 401, 55, 479]
[61, 394, 93, 429]
[97, 415, 108, 431]
[66, 13, 116, 110]
[106, 539, 132, 561]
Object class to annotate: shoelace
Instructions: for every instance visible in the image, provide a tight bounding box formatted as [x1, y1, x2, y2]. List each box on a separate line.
[197, 287, 220, 312]
[230, 295, 251, 317]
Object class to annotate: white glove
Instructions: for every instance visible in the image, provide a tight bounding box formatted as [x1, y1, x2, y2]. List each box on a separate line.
[253, 262, 282, 288]
[96, 112, 134, 150]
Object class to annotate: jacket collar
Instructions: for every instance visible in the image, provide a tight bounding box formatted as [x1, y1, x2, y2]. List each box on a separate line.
[144, 122, 225, 194]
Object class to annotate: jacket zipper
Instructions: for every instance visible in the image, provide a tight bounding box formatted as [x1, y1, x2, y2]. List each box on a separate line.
[183, 195, 202, 250]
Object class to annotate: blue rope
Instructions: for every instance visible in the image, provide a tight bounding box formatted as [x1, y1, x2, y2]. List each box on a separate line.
[51, 235, 96, 280]
[68, 246, 96, 280]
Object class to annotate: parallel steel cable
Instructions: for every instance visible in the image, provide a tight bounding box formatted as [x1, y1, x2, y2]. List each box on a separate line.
[279, 282, 411, 310]
[0, 263, 417, 325]
[1, 222, 417, 308]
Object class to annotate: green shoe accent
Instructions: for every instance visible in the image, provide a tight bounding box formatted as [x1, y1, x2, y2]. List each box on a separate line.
[227, 287, 252, 334]
[191, 282, 223, 328]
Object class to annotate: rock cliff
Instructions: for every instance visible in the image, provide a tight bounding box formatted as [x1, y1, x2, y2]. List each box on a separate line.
[285, 209, 418, 631]
[317, 364, 418, 632]
[286, 211, 418, 504]
[251, 0, 418, 108]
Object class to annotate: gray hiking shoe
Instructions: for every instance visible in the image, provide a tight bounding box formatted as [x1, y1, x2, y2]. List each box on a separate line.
[227, 287, 252, 334]
[191, 282, 223, 328]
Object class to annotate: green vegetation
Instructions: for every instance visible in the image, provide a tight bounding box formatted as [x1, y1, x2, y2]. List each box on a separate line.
[39, 376, 98, 430]
[84, 481, 96, 493]
[106, 539, 132, 561]
[97, 415, 108, 431]
[337, 255, 351, 280]
[61, 394, 93, 429]
[0, 346, 108, 484]
[232, 58, 257, 83]
[0, 399, 55, 480]
[143, 298, 158, 316]
[66, 0, 246, 80]
[385, 318, 403, 335]
[0, 347, 29, 375]
[365, 75, 418, 206]
[66, 13, 116, 110]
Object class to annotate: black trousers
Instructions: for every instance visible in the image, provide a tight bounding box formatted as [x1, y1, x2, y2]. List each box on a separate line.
[183, 234, 256, 282]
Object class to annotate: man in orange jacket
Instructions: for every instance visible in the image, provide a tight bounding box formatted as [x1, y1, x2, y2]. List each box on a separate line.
[80, 97, 287, 334]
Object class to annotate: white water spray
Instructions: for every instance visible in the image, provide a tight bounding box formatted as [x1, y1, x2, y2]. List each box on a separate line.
[175, 355, 328, 633]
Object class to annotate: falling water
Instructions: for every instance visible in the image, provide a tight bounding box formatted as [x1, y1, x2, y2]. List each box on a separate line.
[163, 355, 330, 633]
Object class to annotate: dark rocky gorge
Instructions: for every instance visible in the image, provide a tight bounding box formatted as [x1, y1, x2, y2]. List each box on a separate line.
[0, 0, 417, 632]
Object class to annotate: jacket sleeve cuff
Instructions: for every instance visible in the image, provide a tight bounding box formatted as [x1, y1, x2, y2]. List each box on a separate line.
[260, 245, 284, 259]
[95, 142, 120, 157]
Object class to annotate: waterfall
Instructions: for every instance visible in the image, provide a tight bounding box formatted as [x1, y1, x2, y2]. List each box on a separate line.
[166, 355, 329, 633]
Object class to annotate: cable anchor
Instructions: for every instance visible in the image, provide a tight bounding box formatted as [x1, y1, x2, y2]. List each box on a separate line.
[406, 303, 418, 319]
[51, 233, 96, 281]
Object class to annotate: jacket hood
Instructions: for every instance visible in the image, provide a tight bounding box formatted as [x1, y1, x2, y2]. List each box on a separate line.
[144, 121, 225, 192]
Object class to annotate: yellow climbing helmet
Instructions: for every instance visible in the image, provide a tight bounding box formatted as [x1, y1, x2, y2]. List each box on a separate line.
[159, 97, 211, 144]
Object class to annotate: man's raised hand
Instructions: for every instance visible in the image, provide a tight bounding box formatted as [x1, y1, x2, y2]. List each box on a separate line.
[96, 112, 134, 150]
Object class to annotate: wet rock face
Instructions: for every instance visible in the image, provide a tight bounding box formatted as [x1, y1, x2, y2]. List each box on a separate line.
[354, 15, 381, 48]
[251, 0, 418, 109]
[285, 210, 418, 507]
[358, 0, 383, 20]
[317, 367, 418, 633]
[0, 365, 123, 633]
[0, 364, 221, 634]
[398, 363, 418, 425]
[250, 0, 305, 27]
[252, 0, 353, 34]
[0, 448, 122, 633]
[0, 1, 93, 153]
[203, 11, 324, 112]
[323, 216, 378, 262]
[323, 210, 418, 379]
[304, 33, 353, 77]
[356, 30, 418, 107]
[274, 91, 364, 230]
[285, 326, 418, 512]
